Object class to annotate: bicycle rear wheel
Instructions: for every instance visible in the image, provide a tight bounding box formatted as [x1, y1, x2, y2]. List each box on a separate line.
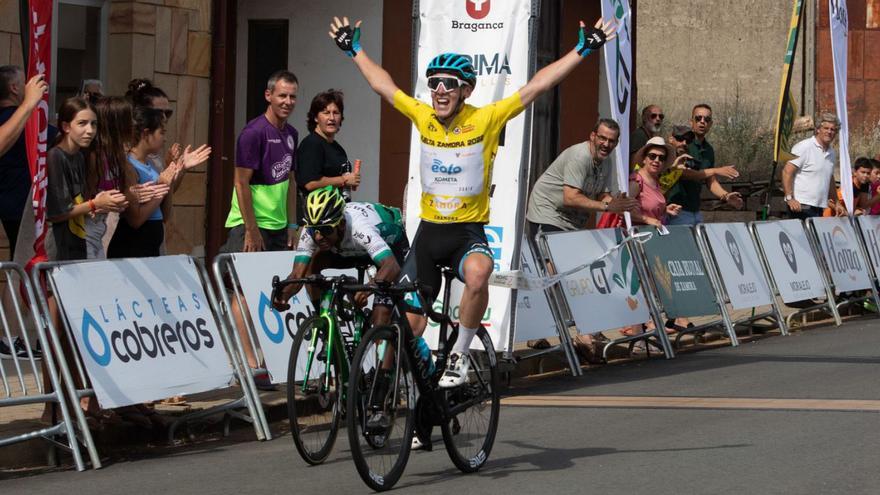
[287, 315, 340, 465]
[347, 325, 415, 491]
[441, 327, 500, 473]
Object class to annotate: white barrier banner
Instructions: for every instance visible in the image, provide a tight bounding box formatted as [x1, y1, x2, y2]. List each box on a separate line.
[811, 217, 872, 292]
[544, 228, 650, 333]
[703, 223, 773, 309]
[856, 215, 880, 275]
[51, 256, 233, 408]
[829, 0, 853, 214]
[406, 0, 532, 352]
[513, 237, 556, 343]
[231, 252, 314, 384]
[754, 220, 827, 303]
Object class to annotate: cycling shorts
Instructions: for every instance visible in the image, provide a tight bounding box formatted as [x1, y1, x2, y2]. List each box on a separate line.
[398, 221, 493, 311]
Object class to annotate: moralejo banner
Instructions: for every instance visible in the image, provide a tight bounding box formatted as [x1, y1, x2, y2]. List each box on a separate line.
[600, 0, 632, 196]
[703, 223, 773, 310]
[829, 0, 853, 214]
[772, 0, 805, 164]
[51, 256, 234, 408]
[407, 0, 533, 351]
[24, 0, 51, 271]
[753, 220, 827, 303]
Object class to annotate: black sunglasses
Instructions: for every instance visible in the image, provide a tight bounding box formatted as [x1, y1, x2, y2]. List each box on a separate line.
[649, 112, 665, 120]
[427, 76, 466, 92]
[673, 133, 693, 143]
[693, 115, 712, 123]
[306, 225, 336, 238]
[646, 152, 667, 161]
[162, 109, 174, 119]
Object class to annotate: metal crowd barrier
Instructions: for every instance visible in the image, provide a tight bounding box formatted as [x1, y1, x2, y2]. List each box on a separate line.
[31, 256, 266, 450]
[1, 262, 97, 471]
[209, 253, 277, 441]
[695, 223, 789, 341]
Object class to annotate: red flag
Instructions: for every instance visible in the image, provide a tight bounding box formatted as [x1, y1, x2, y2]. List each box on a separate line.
[24, 0, 52, 272]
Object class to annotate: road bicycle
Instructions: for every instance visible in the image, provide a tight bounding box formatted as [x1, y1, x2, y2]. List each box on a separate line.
[270, 268, 369, 465]
[344, 266, 500, 491]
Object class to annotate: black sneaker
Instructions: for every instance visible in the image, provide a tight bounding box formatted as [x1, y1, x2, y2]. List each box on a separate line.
[13, 337, 42, 360]
[0, 338, 12, 359]
[0, 337, 40, 360]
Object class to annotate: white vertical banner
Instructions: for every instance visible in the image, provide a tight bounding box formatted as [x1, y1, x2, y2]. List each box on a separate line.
[600, 0, 633, 195]
[829, 0, 853, 214]
[407, 0, 532, 352]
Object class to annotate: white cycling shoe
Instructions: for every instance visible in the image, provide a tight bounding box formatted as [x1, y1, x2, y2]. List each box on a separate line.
[438, 351, 470, 389]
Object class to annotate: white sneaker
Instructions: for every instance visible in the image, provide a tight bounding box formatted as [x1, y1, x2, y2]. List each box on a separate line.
[411, 435, 424, 450]
[438, 351, 470, 389]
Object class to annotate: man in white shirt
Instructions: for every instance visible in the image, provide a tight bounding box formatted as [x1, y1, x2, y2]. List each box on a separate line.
[782, 113, 843, 219]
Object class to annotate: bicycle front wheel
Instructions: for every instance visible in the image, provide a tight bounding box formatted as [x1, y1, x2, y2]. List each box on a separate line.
[441, 326, 500, 473]
[347, 325, 415, 491]
[287, 315, 340, 465]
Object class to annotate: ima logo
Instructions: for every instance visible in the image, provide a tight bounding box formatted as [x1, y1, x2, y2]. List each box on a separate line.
[466, 0, 490, 19]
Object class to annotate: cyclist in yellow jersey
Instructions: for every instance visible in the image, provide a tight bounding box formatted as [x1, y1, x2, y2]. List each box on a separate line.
[330, 15, 616, 388]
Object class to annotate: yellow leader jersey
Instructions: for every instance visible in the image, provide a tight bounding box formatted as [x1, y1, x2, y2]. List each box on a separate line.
[393, 90, 525, 224]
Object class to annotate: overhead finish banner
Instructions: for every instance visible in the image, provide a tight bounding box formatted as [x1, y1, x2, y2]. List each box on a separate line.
[772, 0, 805, 164]
[24, 0, 52, 271]
[50, 256, 234, 408]
[601, 0, 632, 195]
[407, 0, 533, 351]
[829, 0, 853, 214]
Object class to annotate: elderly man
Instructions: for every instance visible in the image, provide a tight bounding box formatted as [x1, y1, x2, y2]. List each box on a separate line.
[666, 104, 743, 226]
[629, 104, 664, 156]
[782, 113, 842, 219]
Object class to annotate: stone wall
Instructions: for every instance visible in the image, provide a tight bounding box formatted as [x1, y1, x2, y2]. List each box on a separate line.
[634, 0, 808, 126]
[108, 0, 212, 257]
[0, 0, 211, 260]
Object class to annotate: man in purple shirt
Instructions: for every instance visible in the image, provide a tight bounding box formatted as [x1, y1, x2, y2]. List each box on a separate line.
[223, 70, 300, 253]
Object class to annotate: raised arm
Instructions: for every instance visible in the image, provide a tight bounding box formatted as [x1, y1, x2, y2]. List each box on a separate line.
[518, 19, 616, 108]
[330, 17, 401, 105]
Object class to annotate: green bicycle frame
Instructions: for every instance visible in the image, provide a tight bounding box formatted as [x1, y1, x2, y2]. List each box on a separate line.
[299, 287, 365, 400]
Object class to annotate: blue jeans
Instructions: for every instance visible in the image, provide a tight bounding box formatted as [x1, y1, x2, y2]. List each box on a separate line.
[666, 210, 703, 226]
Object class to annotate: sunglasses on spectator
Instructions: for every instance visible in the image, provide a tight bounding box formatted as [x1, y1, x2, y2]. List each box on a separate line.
[646, 152, 667, 161]
[650, 113, 664, 120]
[673, 134, 693, 143]
[427, 76, 468, 93]
[306, 225, 337, 238]
[693, 115, 712, 123]
[161, 109, 174, 119]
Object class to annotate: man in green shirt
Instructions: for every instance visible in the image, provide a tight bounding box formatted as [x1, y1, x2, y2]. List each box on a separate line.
[666, 103, 743, 226]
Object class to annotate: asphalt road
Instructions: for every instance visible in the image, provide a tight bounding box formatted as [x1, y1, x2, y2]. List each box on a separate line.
[5, 319, 880, 494]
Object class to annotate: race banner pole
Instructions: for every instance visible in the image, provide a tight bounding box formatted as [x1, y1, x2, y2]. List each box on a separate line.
[828, 0, 852, 215]
[23, 0, 52, 273]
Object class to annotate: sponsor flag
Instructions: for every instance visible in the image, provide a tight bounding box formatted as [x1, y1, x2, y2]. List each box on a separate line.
[829, 0, 853, 214]
[600, 0, 633, 197]
[24, 0, 52, 271]
[405, 0, 533, 351]
[772, 0, 805, 164]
